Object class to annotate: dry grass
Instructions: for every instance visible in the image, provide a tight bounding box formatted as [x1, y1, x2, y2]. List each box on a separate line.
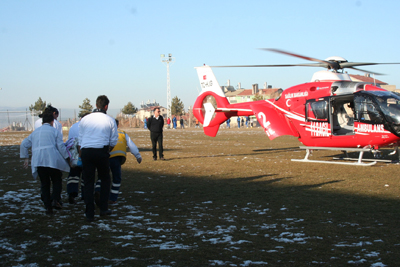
[1, 127, 399, 266]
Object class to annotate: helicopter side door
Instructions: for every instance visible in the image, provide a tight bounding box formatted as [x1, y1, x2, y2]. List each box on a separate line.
[305, 97, 330, 138]
[330, 95, 355, 136]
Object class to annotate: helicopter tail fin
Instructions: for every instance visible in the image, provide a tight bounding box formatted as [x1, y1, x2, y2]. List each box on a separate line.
[193, 66, 231, 137]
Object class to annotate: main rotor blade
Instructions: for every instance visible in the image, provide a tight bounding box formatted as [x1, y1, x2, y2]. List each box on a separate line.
[210, 63, 327, 68]
[340, 62, 400, 68]
[259, 48, 338, 69]
[348, 67, 384, 76]
[259, 48, 327, 64]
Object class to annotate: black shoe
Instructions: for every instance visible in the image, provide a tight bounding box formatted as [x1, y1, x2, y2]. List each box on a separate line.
[94, 191, 100, 207]
[153, 158, 157, 161]
[160, 157, 165, 160]
[68, 195, 75, 204]
[86, 216, 95, 222]
[45, 207, 54, 215]
[52, 200, 62, 210]
[100, 210, 113, 216]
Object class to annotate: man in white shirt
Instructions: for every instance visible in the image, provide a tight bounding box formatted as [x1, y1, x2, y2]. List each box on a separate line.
[21, 112, 71, 215]
[78, 95, 118, 222]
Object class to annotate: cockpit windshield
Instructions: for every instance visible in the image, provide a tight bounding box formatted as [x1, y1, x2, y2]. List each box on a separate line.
[355, 90, 400, 137]
[366, 91, 400, 123]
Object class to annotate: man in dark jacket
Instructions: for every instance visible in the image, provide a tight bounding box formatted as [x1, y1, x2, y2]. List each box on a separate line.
[147, 107, 165, 160]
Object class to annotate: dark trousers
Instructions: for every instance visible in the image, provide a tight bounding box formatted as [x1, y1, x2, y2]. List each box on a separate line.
[37, 167, 62, 209]
[109, 156, 122, 201]
[66, 166, 84, 199]
[81, 147, 111, 218]
[95, 156, 123, 201]
[150, 132, 163, 159]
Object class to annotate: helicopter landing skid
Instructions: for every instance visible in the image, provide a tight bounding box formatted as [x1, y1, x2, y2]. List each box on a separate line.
[332, 157, 395, 163]
[292, 146, 376, 166]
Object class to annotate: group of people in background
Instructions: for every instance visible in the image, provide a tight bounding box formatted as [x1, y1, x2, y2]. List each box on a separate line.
[235, 116, 251, 129]
[147, 115, 195, 130]
[20, 95, 142, 222]
[164, 115, 181, 129]
[146, 114, 253, 130]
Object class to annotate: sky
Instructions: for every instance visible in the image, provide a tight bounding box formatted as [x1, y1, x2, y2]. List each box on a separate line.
[1, 0, 400, 119]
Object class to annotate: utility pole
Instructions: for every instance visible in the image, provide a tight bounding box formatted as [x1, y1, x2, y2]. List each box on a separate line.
[160, 54, 175, 120]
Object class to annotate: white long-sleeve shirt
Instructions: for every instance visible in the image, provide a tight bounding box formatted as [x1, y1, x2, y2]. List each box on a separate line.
[68, 121, 80, 140]
[78, 112, 118, 149]
[34, 118, 42, 130]
[20, 123, 70, 178]
[125, 132, 141, 159]
[53, 119, 63, 134]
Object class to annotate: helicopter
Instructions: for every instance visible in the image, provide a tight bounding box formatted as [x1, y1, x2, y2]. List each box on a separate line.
[193, 49, 400, 166]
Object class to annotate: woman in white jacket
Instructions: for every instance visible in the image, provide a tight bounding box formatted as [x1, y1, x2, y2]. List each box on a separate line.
[20, 112, 71, 215]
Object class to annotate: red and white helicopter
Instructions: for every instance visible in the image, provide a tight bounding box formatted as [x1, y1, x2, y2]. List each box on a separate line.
[193, 49, 400, 166]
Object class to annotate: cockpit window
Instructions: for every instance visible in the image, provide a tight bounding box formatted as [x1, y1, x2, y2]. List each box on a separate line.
[354, 94, 384, 124]
[306, 99, 328, 121]
[354, 91, 400, 137]
[370, 92, 400, 124]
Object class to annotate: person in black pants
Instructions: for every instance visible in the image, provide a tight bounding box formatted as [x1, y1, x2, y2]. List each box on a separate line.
[147, 107, 165, 160]
[20, 112, 71, 215]
[37, 167, 63, 212]
[78, 95, 118, 222]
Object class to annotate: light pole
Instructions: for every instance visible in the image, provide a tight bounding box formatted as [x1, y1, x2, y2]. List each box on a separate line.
[160, 53, 175, 120]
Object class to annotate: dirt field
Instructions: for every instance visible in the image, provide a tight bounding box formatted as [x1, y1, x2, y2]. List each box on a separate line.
[1, 127, 399, 266]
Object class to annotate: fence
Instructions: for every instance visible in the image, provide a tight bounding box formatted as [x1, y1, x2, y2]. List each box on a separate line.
[0, 110, 36, 132]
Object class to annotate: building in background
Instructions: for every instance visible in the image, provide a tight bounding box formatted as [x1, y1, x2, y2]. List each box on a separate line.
[136, 100, 167, 121]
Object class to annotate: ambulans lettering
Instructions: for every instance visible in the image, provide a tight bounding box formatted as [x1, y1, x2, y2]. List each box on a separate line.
[356, 124, 385, 133]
